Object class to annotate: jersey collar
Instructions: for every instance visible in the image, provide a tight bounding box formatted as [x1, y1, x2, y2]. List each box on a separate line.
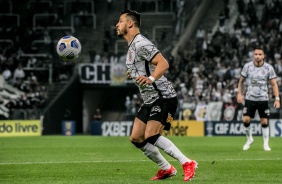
[128, 33, 140, 47]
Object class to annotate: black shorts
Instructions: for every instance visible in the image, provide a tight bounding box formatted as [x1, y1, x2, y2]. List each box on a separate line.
[243, 99, 270, 118]
[136, 97, 178, 131]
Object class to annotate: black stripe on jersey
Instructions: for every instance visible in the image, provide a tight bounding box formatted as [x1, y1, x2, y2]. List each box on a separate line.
[144, 58, 151, 76]
[149, 51, 159, 64]
[145, 52, 163, 97]
[149, 50, 159, 62]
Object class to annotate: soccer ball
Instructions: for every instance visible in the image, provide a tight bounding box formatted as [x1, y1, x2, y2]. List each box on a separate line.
[56, 36, 81, 60]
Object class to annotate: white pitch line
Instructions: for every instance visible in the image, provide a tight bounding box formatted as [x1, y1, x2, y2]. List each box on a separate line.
[0, 158, 281, 165]
[0, 160, 149, 165]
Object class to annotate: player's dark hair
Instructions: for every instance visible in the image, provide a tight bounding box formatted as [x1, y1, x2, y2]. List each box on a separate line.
[121, 9, 141, 28]
[254, 47, 265, 54]
[254, 47, 264, 51]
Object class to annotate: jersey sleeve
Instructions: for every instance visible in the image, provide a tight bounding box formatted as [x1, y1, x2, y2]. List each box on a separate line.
[268, 65, 277, 79]
[240, 63, 248, 78]
[136, 40, 159, 63]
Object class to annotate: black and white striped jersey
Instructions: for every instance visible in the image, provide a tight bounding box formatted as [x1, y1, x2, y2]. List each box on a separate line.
[126, 34, 177, 104]
[241, 61, 277, 101]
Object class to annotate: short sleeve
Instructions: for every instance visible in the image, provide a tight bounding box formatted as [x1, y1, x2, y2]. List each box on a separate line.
[136, 40, 159, 63]
[240, 64, 248, 78]
[268, 65, 277, 79]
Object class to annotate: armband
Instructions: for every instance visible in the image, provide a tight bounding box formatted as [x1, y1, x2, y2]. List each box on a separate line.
[148, 76, 155, 83]
[275, 97, 280, 101]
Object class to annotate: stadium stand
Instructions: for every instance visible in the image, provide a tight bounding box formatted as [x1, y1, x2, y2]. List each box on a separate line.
[169, 0, 282, 119]
[0, 14, 20, 27]
[0, 0, 12, 14]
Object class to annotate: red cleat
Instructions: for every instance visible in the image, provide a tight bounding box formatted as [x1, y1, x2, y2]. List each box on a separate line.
[150, 165, 177, 180]
[182, 160, 198, 182]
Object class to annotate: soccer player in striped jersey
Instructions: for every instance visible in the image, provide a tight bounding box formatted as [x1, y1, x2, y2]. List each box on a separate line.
[116, 10, 197, 181]
[237, 48, 280, 151]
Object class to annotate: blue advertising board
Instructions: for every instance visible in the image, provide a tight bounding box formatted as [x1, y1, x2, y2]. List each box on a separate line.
[62, 121, 76, 136]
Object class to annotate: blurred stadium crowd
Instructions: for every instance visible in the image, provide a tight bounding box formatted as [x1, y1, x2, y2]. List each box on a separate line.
[121, 0, 282, 119]
[0, 0, 281, 120]
[168, 0, 282, 119]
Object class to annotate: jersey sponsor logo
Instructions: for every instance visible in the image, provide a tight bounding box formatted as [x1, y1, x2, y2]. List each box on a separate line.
[150, 113, 157, 116]
[149, 106, 161, 116]
[140, 92, 159, 104]
[166, 113, 173, 123]
[243, 107, 247, 114]
[265, 109, 270, 116]
[127, 50, 134, 64]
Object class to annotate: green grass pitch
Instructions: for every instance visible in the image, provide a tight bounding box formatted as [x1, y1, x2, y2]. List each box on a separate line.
[0, 136, 281, 184]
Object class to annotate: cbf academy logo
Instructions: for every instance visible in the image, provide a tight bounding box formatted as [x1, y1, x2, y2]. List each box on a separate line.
[206, 121, 213, 136]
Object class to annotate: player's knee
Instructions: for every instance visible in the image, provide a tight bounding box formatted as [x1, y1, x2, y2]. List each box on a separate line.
[145, 134, 161, 145]
[260, 118, 268, 126]
[261, 123, 269, 128]
[131, 140, 147, 148]
[243, 116, 251, 123]
[243, 122, 250, 127]
[130, 135, 146, 148]
[130, 135, 144, 142]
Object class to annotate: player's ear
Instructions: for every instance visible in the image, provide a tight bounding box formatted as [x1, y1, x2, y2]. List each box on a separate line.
[128, 20, 134, 28]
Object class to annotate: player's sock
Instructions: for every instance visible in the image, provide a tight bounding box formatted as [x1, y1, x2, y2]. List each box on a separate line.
[244, 122, 253, 140]
[141, 142, 171, 170]
[261, 124, 270, 145]
[147, 134, 190, 164]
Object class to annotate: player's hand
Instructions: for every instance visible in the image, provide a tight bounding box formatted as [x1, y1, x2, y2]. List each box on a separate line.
[274, 100, 280, 109]
[136, 76, 153, 86]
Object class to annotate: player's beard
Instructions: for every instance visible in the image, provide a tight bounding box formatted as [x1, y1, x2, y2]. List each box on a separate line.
[117, 26, 128, 38]
[254, 57, 263, 66]
[255, 57, 262, 63]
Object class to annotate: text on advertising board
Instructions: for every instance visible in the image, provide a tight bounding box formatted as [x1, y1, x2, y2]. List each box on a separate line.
[163, 121, 204, 136]
[79, 64, 111, 83]
[269, 119, 282, 137]
[91, 121, 204, 136]
[205, 121, 262, 136]
[0, 120, 41, 137]
[101, 121, 132, 136]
